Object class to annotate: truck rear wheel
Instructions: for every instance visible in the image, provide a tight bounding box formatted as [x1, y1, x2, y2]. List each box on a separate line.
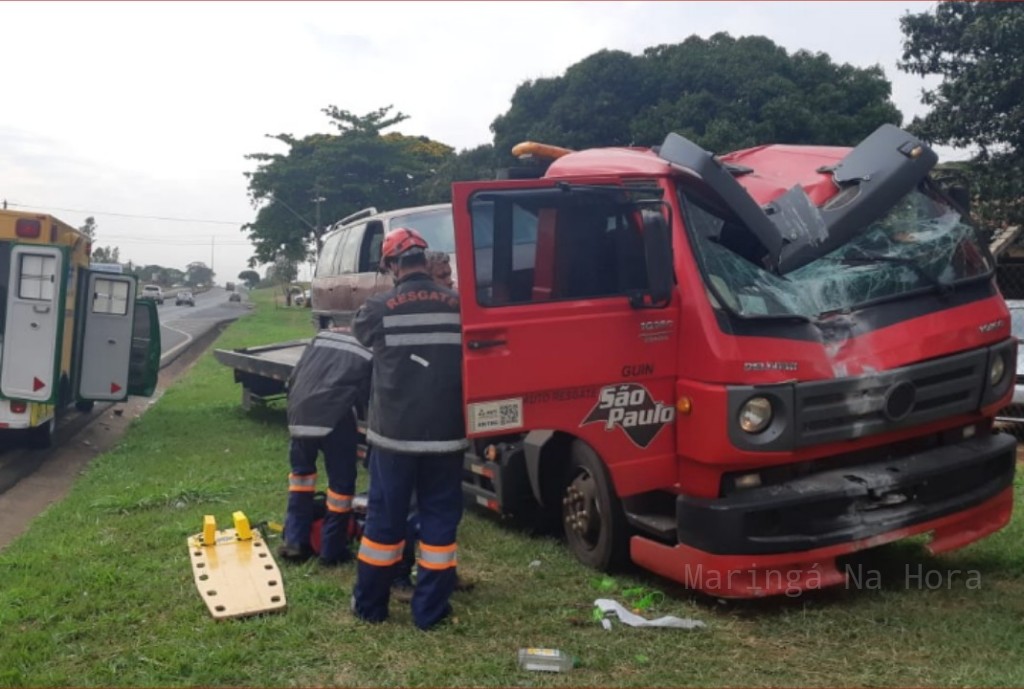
[562, 440, 629, 570]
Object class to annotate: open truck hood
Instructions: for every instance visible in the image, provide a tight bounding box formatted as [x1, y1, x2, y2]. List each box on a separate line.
[658, 124, 939, 274]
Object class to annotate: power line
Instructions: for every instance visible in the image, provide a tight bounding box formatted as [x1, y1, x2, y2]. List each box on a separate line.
[4, 201, 248, 226]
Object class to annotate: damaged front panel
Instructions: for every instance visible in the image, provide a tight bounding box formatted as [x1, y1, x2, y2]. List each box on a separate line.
[660, 124, 942, 277]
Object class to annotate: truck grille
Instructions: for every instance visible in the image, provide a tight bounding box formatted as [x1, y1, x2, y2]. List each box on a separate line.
[793, 349, 987, 447]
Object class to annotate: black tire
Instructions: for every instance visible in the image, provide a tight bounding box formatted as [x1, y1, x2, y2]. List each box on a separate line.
[27, 417, 56, 450]
[562, 440, 630, 570]
[75, 399, 95, 413]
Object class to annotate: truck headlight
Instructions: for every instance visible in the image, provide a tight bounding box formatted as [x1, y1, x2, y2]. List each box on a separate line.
[990, 354, 1006, 387]
[739, 397, 773, 434]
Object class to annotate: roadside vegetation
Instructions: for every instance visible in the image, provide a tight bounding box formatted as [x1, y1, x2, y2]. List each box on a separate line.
[1, 288, 1023, 687]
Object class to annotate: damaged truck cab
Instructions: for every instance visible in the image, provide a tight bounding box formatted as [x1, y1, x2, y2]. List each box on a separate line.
[452, 124, 1016, 597]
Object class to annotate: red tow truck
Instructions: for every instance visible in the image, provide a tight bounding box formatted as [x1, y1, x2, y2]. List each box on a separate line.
[453, 124, 1015, 597]
[220, 124, 1016, 597]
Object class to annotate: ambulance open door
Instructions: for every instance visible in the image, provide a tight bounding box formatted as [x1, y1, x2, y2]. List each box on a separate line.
[0, 245, 65, 403]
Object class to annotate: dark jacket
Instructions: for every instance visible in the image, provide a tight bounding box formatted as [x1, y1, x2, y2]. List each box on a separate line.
[286, 330, 372, 438]
[352, 271, 468, 454]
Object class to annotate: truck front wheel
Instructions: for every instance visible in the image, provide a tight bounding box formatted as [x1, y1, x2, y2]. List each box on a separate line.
[562, 440, 629, 570]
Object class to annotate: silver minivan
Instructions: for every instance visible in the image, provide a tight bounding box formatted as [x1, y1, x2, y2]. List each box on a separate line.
[311, 203, 453, 329]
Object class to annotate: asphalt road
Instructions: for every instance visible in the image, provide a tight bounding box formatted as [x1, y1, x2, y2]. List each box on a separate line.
[0, 286, 251, 493]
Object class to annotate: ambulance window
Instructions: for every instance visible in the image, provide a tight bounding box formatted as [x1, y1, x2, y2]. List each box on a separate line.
[92, 278, 130, 316]
[18, 254, 56, 301]
[470, 190, 646, 306]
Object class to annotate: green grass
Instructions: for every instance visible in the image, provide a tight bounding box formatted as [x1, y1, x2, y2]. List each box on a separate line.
[2, 289, 1024, 686]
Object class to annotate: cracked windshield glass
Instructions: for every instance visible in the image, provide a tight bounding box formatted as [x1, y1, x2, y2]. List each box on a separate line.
[684, 185, 992, 319]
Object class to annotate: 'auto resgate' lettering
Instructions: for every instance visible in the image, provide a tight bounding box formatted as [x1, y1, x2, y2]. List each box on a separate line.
[582, 383, 675, 448]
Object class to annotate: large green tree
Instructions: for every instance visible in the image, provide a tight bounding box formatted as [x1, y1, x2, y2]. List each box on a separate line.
[238, 270, 261, 289]
[243, 106, 454, 266]
[491, 33, 902, 161]
[899, 1, 1024, 227]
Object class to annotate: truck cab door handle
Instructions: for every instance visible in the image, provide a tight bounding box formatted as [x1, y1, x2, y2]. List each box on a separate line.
[468, 339, 507, 350]
[33, 305, 51, 314]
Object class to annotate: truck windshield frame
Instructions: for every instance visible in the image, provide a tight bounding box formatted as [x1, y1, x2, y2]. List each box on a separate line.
[680, 181, 995, 321]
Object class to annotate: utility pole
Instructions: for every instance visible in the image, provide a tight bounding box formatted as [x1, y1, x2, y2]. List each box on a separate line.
[312, 195, 326, 254]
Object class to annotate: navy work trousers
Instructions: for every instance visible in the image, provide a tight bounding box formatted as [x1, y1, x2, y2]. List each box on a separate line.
[284, 412, 357, 563]
[352, 446, 463, 629]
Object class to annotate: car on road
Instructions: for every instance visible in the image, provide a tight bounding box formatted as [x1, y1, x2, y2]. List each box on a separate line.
[140, 285, 164, 305]
[176, 290, 195, 306]
[228, 292, 242, 303]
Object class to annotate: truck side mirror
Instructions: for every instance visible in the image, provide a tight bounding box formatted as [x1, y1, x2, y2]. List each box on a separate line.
[634, 209, 674, 308]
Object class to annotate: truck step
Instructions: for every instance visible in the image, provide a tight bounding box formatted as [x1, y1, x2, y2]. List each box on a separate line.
[624, 511, 677, 542]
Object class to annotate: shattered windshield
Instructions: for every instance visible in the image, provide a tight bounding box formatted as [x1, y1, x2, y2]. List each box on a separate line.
[682, 185, 992, 320]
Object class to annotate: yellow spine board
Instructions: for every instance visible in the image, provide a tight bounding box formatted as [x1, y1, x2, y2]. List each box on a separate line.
[187, 527, 287, 619]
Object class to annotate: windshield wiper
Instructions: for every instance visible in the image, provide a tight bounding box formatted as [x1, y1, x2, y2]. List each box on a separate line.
[837, 249, 953, 297]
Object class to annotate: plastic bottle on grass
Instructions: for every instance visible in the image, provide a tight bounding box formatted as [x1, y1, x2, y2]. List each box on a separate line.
[517, 648, 577, 672]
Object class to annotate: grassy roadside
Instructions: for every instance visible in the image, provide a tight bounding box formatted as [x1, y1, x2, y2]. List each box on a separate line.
[1, 289, 1023, 687]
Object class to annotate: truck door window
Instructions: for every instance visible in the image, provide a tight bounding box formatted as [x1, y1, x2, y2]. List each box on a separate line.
[470, 190, 648, 306]
[18, 253, 57, 301]
[92, 277, 130, 315]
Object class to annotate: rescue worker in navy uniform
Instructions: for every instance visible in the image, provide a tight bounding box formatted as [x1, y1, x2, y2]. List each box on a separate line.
[279, 328, 372, 566]
[351, 227, 468, 630]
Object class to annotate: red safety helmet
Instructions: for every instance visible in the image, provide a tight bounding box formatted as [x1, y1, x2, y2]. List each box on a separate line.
[380, 227, 428, 269]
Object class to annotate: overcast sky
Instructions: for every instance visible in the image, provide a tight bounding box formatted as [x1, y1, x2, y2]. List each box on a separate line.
[1, 1, 946, 283]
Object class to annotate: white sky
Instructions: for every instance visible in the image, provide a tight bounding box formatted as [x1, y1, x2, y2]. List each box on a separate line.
[0, 0, 947, 283]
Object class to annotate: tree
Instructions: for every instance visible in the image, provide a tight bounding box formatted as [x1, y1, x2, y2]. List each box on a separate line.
[270, 253, 298, 306]
[491, 34, 902, 162]
[91, 246, 120, 263]
[415, 144, 498, 203]
[243, 105, 454, 267]
[238, 269, 261, 289]
[185, 261, 214, 288]
[78, 216, 97, 239]
[899, 2, 1024, 227]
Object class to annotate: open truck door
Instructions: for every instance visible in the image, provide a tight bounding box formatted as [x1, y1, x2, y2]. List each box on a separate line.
[74, 271, 160, 402]
[452, 177, 681, 517]
[0, 244, 65, 403]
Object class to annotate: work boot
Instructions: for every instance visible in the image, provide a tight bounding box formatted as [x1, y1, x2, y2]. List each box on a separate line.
[454, 573, 476, 593]
[277, 541, 313, 563]
[318, 552, 353, 568]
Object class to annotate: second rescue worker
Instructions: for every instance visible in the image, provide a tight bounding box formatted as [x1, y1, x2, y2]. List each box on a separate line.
[350, 227, 468, 630]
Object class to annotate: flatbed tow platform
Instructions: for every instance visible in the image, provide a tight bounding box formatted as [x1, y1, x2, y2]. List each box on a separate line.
[213, 339, 309, 409]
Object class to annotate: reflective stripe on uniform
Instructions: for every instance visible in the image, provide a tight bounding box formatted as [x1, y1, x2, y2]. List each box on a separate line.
[417, 542, 458, 570]
[326, 489, 353, 513]
[313, 337, 373, 360]
[288, 473, 317, 492]
[384, 332, 462, 347]
[383, 313, 461, 328]
[288, 424, 332, 437]
[366, 429, 470, 454]
[357, 536, 406, 567]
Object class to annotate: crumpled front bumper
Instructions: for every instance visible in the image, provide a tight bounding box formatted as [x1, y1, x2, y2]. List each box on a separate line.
[631, 432, 1016, 598]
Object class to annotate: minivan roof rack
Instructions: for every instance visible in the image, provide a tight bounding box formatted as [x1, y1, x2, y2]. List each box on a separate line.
[337, 207, 378, 226]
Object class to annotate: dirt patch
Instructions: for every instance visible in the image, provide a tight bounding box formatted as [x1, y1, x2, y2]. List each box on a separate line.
[0, 325, 227, 551]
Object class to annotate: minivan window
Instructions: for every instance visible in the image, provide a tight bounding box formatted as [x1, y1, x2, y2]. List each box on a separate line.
[317, 231, 345, 277]
[335, 223, 365, 275]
